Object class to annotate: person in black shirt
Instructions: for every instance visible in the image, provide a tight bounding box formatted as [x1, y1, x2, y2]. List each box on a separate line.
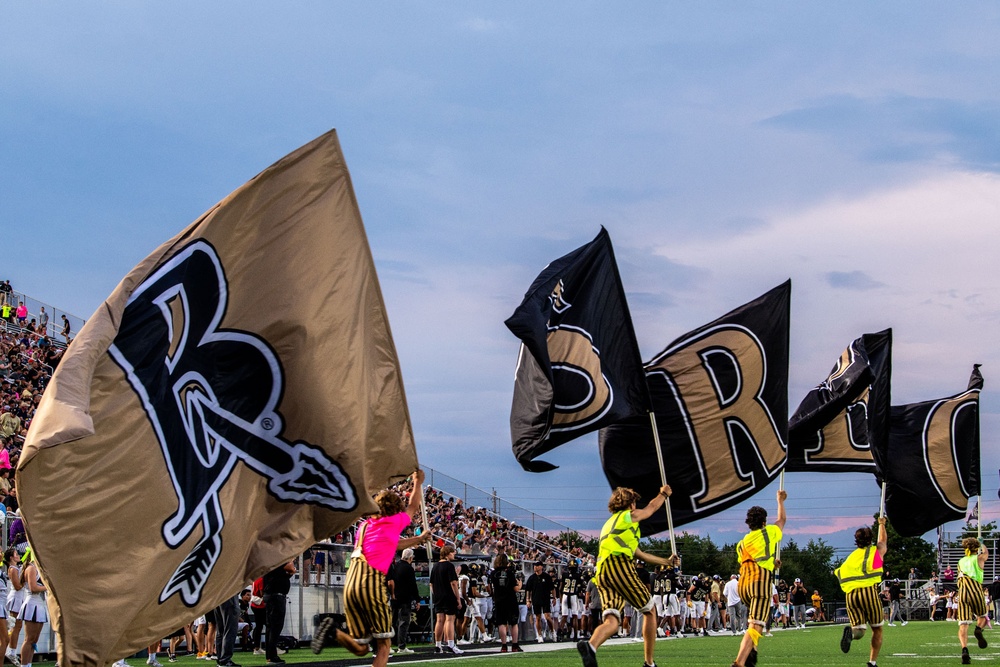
[560, 563, 586, 641]
[430, 545, 463, 654]
[489, 552, 523, 652]
[388, 549, 420, 654]
[262, 561, 296, 665]
[524, 561, 555, 643]
[887, 579, 907, 626]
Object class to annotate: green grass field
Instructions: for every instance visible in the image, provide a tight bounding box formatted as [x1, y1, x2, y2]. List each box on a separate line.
[28, 621, 1000, 667]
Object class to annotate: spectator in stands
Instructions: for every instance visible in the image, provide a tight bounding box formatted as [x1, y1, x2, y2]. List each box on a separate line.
[944, 565, 956, 584]
[836, 516, 887, 667]
[0, 408, 19, 441]
[60, 315, 70, 343]
[36, 309, 47, 336]
[13, 305, 26, 328]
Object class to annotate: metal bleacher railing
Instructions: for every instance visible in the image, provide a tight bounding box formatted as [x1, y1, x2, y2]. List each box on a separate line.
[0, 288, 86, 344]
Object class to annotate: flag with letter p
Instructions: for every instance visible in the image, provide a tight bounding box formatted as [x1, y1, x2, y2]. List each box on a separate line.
[882, 365, 983, 536]
[505, 228, 650, 472]
[600, 281, 790, 531]
[17, 130, 416, 666]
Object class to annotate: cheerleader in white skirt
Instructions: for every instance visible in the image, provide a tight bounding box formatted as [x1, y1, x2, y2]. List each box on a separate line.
[17, 550, 45, 667]
[5, 547, 23, 666]
[0, 548, 11, 667]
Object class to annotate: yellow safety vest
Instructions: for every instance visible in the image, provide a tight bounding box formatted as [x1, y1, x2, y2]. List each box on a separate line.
[836, 546, 883, 592]
[736, 525, 781, 571]
[596, 510, 639, 574]
[959, 553, 984, 584]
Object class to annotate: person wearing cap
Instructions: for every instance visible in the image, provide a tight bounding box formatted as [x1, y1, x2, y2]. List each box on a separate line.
[710, 574, 725, 632]
[388, 548, 419, 654]
[835, 517, 888, 667]
[956, 536, 990, 664]
[577, 485, 676, 667]
[730, 489, 786, 667]
[790, 578, 808, 629]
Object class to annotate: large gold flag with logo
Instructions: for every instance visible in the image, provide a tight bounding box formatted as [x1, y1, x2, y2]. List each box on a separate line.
[18, 130, 417, 666]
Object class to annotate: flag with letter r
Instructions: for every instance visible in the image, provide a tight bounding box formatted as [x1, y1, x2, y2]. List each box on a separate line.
[600, 281, 790, 532]
[505, 227, 650, 472]
[17, 130, 417, 667]
[882, 365, 983, 537]
[786, 329, 891, 474]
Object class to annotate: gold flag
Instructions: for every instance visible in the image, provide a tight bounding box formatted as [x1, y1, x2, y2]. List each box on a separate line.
[17, 130, 417, 666]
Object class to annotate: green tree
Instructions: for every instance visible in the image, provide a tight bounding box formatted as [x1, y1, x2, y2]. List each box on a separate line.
[774, 539, 839, 602]
[641, 532, 728, 577]
[948, 520, 999, 547]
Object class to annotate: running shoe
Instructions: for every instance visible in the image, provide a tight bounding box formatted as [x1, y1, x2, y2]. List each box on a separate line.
[841, 625, 853, 653]
[975, 625, 988, 649]
[576, 640, 598, 667]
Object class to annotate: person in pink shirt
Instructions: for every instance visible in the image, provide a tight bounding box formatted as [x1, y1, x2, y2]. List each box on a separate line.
[14, 304, 26, 326]
[314, 470, 432, 667]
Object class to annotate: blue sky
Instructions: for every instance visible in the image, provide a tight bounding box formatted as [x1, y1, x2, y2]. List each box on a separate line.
[3, 2, 1000, 553]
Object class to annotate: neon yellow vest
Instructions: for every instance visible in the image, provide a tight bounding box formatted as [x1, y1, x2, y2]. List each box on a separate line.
[736, 525, 781, 571]
[836, 546, 882, 592]
[959, 553, 984, 584]
[596, 510, 639, 574]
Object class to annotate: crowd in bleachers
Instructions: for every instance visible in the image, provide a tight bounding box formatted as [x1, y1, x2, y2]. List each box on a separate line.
[0, 283, 67, 512]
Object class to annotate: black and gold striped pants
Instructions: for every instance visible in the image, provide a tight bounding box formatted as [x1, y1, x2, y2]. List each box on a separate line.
[344, 555, 394, 639]
[738, 562, 773, 625]
[958, 576, 988, 622]
[596, 554, 653, 620]
[845, 584, 883, 628]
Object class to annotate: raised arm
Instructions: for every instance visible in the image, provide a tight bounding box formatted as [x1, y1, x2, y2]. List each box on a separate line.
[630, 485, 671, 523]
[775, 489, 787, 531]
[876, 516, 888, 557]
[406, 469, 426, 519]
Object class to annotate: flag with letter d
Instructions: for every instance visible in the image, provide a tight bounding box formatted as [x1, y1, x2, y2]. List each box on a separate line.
[882, 365, 983, 536]
[17, 130, 417, 666]
[600, 281, 790, 531]
[505, 228, 650, 472]
[786, 329, 891, 473]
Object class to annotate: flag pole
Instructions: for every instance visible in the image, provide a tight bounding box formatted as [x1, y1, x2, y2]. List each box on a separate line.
[775, 471, 785, 575]
[978, 495, 982, 544]
[879, 481, 887, 518]
[648, 411, 677, 557]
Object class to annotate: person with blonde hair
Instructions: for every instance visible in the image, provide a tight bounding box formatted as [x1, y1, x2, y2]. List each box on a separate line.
[957, 536, 990, 664]
[312, 470, 431, 667]
[577, 485, 675, 667]
[16, 550, 45, 667]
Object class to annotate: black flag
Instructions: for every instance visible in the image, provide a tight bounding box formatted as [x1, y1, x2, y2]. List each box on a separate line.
[786, 329, 891, 473]
[883, 365, 983, 537]
[505, 228, 650, 472]
[600, 281, 790, 531]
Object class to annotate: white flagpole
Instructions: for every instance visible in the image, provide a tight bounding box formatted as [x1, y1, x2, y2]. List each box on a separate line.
[648, 411, 677, 556]
[775, 471, 785, 575]
[978, 495, 983, 544]
[879, 481, 887, 518]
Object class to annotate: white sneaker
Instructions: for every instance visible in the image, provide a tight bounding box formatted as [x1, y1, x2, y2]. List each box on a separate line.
[277, 649, 287, 655]
[147, 659, 163, 667]
[252, 649, 263, 656]
[457, 639, 471, 645]
[537, 636, 544, 644]
[887, 623, 896, 627]
[6, 650, 20, 667]
[447, 645, 464, 655]
[902, 621, 908, 626]
[114, 661, 131, 667]
[657, 628, 666, 637]
[396, 647, 414, 654]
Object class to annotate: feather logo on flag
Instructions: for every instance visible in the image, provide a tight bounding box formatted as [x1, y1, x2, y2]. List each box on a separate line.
[109, 241, 358, 607]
